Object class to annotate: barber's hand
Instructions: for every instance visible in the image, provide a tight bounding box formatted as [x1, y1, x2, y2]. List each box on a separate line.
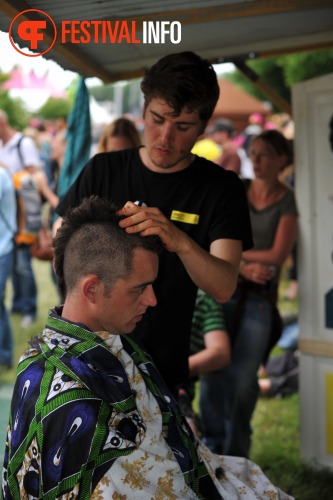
[118, 201, 186, 253]
[241, 262, 275, 285]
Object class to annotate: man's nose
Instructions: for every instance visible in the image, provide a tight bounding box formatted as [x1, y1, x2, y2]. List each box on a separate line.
[160, 123, 174, 143]
[144, 285, 157, 307]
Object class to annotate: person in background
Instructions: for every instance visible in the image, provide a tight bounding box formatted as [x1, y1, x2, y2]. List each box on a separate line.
[278, 137, 298, 302]
[241, 112, 265, 154]
[54, 51, 253, 396]
[258, 347, 299, 399]
[12, 162, 59, 328]
[283, 244, 298, 301]
[23, 126, 53, 188]
[97, 116, 142, 153]
[0, 110, 47, 328]
[3, 196, 292, 500]
[50, 115, 67, 182]
[189, 290, 231, 382]
[0, 164, 17, 371]
[207, 118, 241, 174]
[200, 129, 298, 458]
[0, 110, 41, 176]
[178, 288, 231, 434]
[35, 121, 54, 187]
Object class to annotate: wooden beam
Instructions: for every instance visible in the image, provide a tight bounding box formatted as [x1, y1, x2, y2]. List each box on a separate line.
[299, 338, 333, 358]
[233, 60, 291, 114]
[71, 0, 333, 26]
[3, 0, 332, 25]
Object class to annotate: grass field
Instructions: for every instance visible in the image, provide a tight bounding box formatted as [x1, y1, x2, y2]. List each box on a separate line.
[1, 260, 333, 499]
[252, 274, 333, 498]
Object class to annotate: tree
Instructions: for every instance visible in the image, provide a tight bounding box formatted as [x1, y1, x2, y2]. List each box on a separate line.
[65, 76, 82, 105]
[89, 82, 114, 102]
[280, 49, 333, 85]
[225, 49, 333, 110]
[36, 97, 72, 120]
[226, 57, 290, 106]
[0, 72, 30, 129]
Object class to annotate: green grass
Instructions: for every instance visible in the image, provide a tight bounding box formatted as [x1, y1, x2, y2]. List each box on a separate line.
[1, 259, 59, 384]
[2, 262, 333, 499]
[251, 394, 333, 499]
[248, 276, 333, 498]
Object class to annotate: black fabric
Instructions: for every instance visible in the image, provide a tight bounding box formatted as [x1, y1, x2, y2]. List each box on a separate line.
[265, 351, 299, 397]
[56, 147, 253, 390]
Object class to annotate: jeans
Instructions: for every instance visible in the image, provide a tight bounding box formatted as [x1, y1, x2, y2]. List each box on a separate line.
[12, 244, 37, 318]
[200, 291, 273, 457]
[0, 250, 14, 366]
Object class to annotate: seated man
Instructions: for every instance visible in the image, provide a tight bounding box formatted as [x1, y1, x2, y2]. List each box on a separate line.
[2, 196, 293, 499]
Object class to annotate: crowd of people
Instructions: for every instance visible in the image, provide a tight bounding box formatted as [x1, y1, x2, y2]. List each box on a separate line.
[1, 50, 298, 498]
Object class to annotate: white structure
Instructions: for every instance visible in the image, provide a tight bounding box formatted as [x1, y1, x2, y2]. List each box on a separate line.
[89, 95, 115, 125]
[293, 72, 333, 469]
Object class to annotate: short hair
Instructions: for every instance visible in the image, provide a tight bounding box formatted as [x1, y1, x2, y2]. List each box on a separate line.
[208, 118, 235, 137]
[140, 51, 220, 128]
[53, 196, 164, 299]
[97, 117, 141, 153]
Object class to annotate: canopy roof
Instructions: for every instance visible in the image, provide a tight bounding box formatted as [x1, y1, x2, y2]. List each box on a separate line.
[1, 0, 332, 85]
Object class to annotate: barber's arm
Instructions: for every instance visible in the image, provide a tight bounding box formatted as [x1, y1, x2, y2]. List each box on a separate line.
[118, 201, 242, 303]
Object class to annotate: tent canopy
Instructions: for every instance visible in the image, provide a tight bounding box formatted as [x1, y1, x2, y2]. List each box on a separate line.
[1, 0, 332, 86]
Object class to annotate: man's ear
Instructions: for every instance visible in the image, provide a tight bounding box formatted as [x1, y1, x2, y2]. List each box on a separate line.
[82, 275, 99, 303]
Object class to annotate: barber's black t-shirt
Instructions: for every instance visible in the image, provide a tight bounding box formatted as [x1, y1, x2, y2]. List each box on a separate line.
[57, 147, 253, 391]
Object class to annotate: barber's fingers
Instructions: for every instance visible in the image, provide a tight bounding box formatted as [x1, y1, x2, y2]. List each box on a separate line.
[118, 201, 140, 216]
[120, 200, 136, 211]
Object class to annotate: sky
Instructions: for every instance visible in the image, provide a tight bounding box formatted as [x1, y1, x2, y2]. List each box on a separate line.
[0, 30, 100, 89]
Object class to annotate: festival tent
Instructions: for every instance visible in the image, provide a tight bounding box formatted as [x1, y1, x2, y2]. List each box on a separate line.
[3, 66, 66, 111]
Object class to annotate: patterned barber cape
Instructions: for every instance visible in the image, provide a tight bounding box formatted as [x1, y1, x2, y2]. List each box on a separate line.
[2, 308, 293, 499]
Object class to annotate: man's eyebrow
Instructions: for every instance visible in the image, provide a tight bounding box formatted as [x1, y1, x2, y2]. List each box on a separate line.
[150, 109, 197, 125]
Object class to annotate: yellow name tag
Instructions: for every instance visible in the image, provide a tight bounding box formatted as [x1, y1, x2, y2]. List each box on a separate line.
[170, 210, 199, 224]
